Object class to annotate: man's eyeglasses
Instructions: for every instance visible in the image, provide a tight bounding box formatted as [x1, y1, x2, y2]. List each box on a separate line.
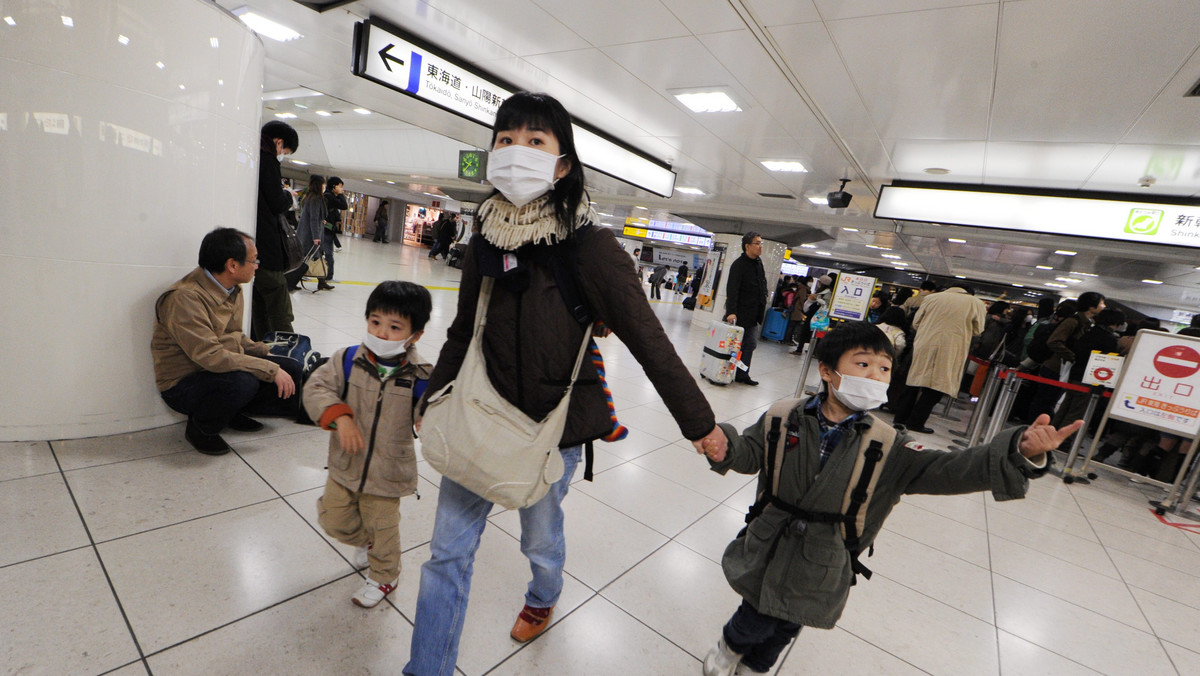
[242, 259, 260, 266]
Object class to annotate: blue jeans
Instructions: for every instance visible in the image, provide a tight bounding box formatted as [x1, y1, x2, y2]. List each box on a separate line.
[404, 445, 582, 676]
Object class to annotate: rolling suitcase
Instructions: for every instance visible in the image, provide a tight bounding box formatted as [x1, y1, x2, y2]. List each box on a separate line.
[681, 295, 697, 310]
[700, 321, 744, 385]
[761, 308, 788, 341]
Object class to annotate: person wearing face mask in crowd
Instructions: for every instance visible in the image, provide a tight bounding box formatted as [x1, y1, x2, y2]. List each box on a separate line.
[251, 120, 299, 339]
[404, 92, 726, 676]
[696, 321, 1081, 676]
[303, 281, 434, 609]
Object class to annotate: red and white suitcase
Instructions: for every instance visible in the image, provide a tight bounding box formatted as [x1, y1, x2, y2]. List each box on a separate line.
[700, 321, 744, 385]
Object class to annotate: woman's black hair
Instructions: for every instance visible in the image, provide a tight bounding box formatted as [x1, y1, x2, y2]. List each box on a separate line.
[303, 174, 325, 205]
[987, 300, 1010, 316]
[879, 306, 906, 328]
[326, 176, 344, 190]
[366, 281, 433, 332]
[815, 321, 895, 371]
[489, 92, 586, 231]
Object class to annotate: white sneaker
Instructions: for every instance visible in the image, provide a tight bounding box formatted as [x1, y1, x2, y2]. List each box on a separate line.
[734, 664, 767, 675]
[351, 577, 397, 608]
[352, 545, 370, 569]
[703, 637, 743, 676]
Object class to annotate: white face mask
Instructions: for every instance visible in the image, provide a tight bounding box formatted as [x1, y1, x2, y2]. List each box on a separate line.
[831, 371, 890, 412]
[277, 154, 287, 162]
[487, 145, 562, 207]
[363, 333, 412, 359]
[1116, 323, 1128, 333]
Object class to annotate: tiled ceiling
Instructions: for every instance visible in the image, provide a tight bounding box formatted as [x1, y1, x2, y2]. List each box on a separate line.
[223, 0, 1200, 315]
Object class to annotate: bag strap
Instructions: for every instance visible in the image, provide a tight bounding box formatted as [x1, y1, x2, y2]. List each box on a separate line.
[743, 397, 804, 524]
[340, 345, 359, 401]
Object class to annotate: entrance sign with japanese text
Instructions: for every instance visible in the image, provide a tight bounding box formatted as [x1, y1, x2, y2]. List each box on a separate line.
[1106, 331, 1200, 436]
[828, 273, 875, 322]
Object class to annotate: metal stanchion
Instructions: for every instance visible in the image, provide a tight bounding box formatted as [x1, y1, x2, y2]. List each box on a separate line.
[1154, 431, 1200, 514]
[981, 370, 1022, 444]
[1172, 456, 1200, 520]
[954, 365, 1005, 450]
[793, 337, 820, 398]
[1061, 389, 1104, 484]
[937, 394, 956, 420]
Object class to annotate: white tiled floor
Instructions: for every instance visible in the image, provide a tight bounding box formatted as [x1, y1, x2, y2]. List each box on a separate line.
[5, 238, 1200, 675]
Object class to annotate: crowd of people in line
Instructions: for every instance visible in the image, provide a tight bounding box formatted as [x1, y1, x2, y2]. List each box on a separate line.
[146, 94, 1156, 676]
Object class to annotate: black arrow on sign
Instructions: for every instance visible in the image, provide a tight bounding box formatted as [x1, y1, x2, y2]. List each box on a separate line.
[379, 43, 405, 72]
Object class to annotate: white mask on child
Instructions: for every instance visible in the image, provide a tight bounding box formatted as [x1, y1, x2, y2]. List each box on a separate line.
[831, 372, 889, 412]
[487, 145, 563, 207]
[363, 333, 411, 359]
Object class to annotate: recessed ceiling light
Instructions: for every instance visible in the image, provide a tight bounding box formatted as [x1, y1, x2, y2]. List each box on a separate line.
[893, 261, 910, 266]
[218, 79, 223, 85]
[1142, 279, 1164, 285]
[1055, 277, 1083, 284]
[671, 88, 742, 113]
[1054, 250, 1077, 256]
[895, 266, 908, 270]
[948, 238, 966, 243]
[364, 178, 373, 182]
[210, 37, 219, 48]
[315, 110, 332, 117]
[843, 228, 859, 232]
[761, 160, 808, 173]
[815, 251, 833, 256]
[800, 244, 818, 249]
[954, 275, 966, 279]
[924, 167, 951, 175]
[1045, 283, 1068, 288]
[807, 196, 829, 206]
[232, 7, 303, 42]
[294, 103, 308, 109]
[1036, 265, 1053, 270]
[3, 17, 15, 26]
[881, 254, 902, 259]
[865, 244, 891, 250]
[156, 61, 165, 69]
[61, 16, 73, 27]
[117, 34, 129, 44]
[1012, 283, 1024, 287]
[385, 180, 395, 184]
[274, 112, 297, 119]
[676, 187, 706, 195]
[353, 108, 371, 115]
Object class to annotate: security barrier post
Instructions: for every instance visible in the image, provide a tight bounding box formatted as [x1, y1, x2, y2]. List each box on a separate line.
[1061, 389, 1103, 483]
[981, 370, 1022, 444]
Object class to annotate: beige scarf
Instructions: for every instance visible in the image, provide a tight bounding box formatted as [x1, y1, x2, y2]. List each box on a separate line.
[479, 194, 592, 251]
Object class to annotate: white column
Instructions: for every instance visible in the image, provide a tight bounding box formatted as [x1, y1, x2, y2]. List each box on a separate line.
[0, 1, 265, 440]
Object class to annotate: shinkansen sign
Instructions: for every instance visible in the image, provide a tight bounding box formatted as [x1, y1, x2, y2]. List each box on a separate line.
[876, 183, 1200, 249]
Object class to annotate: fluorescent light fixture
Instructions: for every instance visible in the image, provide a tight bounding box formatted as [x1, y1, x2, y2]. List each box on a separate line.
[1036, 265, 1053, 270]
[1012, 283, 1024, 287]
[353, 108, 372, 115]
[1055, 277, 1083, 284]
[881, 254, 902, 259]
[893, 261, 910, 266]
[843, 228, 859, 232]
[273, 112, 297, 119]
[1054, 250, 1077, 256]
[262, 87, 320, 101]
[386, 180, 395, 184]
[1075, 272, 1097, 277]
[178, 84, 186, 91]
[290, 160, 309, 166]
[210, 37, 219, 48]
[948, 238, 966, 243]
[807, 196, 829, 206]
[675, 187, 706, 196]
[364, 178, 374, 182]
[1142, 279, 1164, 284]
[1045, 283, 1068, 288]
[865, 244, 892, 250]
[954, 275, 966, 279]
[761, 160, 808, 173]
[155, 61, 165, 69]
[800, 244, 818, 249]
[815, 251, 833, 256]
[61, 16, 73, 27]
[671, 89, 742, 113]
[218, 79, 223, 85]
[3, 17, 15, 26]
[117, 34, 129, 45]
[315, 110, 332, 117]
[232, 7, 302, 42]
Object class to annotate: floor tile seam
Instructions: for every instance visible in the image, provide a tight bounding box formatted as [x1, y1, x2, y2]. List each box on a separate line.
[983, 502, 1098, 540]
[589, 585, 709, 664]
[46, 440, 151, 665]
[984, 529, 1125, 580]
[1087, 536, 1200, 579]
[870, 568, 999, 626]
[989, 570, 1160, 635]
[96, 659, 150, 676]
[1085, 510, 1200, 552]
[899, 498, 990, 535]
[0, 542, 95, 572]
[625, 453, 751, 503]
[477, 587, 604, 676]
[1123, 577, 1200, 614]
[56, 448, 190, 473]
[88, 495, 284, 547]
[139, 571, 365, 661]
[813, 625, 938, 675]
[992, 627, 1106, 676]
[569, 482, 714, 540]
[0, 468, 61, 484]
[877, 527, 993, 573]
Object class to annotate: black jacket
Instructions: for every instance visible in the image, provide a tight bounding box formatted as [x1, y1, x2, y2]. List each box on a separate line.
[724, 254, 767, 328]
[324, 191, 348, 228]
[255, 148, 292, 271]
[1068, 325, 1120, 382]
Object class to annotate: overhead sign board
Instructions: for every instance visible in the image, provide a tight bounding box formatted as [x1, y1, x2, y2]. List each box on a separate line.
[622, 225, 711, 247]
[875, 183, 1200, 250]
[1106, 330, 1200, 436]
[828, 273, 876, 321]
[352, 19, 676, 198]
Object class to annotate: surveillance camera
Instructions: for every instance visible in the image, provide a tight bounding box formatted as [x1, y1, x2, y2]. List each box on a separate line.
[1139, 175, 1156, 188]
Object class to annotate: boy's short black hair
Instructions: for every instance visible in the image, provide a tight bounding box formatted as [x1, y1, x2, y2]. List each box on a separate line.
[879, 306, 906, 328]
[920, 280, 937, 291]
[1054, 300, 1078, 319]
[198, 227, 252, 273]
[366, 281, 432, 331]
[260, 120, 298, 152]
[327, 176, 344, 189]
[1077, 291, 1105, 312]
[1094, 308, 1125, 327]
[815, 321, 895, 371]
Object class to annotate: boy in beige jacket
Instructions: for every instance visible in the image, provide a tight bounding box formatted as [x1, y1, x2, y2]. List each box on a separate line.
[303, 281, 433, 608]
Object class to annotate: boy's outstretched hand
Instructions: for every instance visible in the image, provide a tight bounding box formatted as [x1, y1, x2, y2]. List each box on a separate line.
[1018, 414, 1083, 458]
[693, 425, 728, 462]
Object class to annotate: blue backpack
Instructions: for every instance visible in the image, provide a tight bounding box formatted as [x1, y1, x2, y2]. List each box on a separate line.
[339, 345, 428, 406]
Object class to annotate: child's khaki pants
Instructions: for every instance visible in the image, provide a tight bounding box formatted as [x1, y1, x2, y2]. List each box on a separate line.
[317, 478, 401, 584]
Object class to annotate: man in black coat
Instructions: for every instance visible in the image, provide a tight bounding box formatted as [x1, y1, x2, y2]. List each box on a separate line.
[723, 232, 768, 385]
[252, 120, 298, 340]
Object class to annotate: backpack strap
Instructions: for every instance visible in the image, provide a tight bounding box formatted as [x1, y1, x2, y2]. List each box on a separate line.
[744, 398, 804, 524]
[340, 345, 359, 401]
[838, 413, 897, 581]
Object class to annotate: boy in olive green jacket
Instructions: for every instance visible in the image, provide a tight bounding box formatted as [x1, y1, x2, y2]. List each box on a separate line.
[698, 322, 1081, 676]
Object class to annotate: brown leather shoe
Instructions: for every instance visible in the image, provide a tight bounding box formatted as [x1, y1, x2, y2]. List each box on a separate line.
[509, 604, 553, 643]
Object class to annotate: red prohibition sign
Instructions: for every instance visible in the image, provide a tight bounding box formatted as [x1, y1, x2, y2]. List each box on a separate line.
[1153, 345, 1200, 379]
[1094, 367, 1114, 381]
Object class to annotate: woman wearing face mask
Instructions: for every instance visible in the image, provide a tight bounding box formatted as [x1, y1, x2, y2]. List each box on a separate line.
[404, 92, 726, 676]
